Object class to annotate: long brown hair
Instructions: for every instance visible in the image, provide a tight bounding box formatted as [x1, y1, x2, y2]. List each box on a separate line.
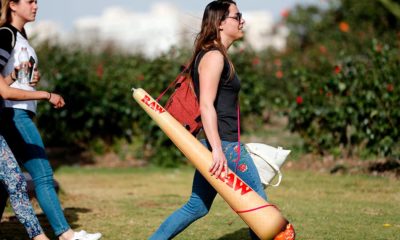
[0, 0, 19, 27]
[188, 0, 236, 80]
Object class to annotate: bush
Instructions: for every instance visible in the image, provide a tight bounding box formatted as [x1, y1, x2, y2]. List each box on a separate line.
[285, 0, 400, 158]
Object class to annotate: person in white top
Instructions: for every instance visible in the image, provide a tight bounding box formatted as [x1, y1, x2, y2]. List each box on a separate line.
[0, 1, 101, 240]
[0, 16, 63, 240]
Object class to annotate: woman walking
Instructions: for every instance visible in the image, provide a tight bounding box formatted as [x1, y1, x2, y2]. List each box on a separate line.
[150, 1, 294, 239]
[0, 1, 101, 239]
[0, 59, 63, 240]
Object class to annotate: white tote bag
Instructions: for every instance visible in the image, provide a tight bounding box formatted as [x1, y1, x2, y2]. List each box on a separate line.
[245, 143, 291, 188]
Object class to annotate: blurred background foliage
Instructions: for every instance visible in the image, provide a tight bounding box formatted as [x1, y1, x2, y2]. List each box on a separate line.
[34, 0, 399, 167]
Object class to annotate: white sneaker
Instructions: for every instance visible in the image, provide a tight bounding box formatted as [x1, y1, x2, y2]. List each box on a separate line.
[73, 230, 102, 240]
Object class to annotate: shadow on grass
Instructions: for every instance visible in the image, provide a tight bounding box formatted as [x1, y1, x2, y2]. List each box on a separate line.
[215, 228, 250, 240]
[0, 207, 91, 240]
[47, 147, 97, 170]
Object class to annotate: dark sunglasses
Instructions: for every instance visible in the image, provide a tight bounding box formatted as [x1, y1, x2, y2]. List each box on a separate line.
[226, 12, 242, 22]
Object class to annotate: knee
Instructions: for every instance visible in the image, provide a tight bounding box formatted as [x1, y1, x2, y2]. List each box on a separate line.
[25, 160, 54, 187]
[184, 201, 210, 219]
[195, 206, 209, 218]
[30, 171, 54, 189]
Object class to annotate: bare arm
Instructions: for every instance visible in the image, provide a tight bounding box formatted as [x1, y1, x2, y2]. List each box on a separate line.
[2, 68, 17, 85]
[0, 74, 65, 108]
[198, 50, 228, 178]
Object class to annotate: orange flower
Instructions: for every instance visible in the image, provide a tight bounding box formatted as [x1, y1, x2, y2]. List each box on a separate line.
[274, 58, 282, 67]
[96, 63, 104, 79]
[281, 9, 290, 18]
[319, 45, 327, 54]
[252, 57, 260, 66]
[334, 65, 341, 74]
[387, 83, 394, 92]
[339, 21, 350, 32]
[137, 74, 145, 81]
[275, 70, 284, 79]
[375, 43, 383, 53]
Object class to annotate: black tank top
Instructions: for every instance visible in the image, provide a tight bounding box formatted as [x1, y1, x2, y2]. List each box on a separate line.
[192, 50, 241, 142]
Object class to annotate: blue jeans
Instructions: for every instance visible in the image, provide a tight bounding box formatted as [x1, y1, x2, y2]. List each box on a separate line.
[149, 140, 267, 240]
[0, 108, 70, 236]
[0, 135, 43, 239]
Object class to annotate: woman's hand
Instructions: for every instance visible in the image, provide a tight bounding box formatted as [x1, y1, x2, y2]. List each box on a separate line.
[210, 148, 229, 179]
[48, 93, 65, 109]
[29, 68, 40, 87]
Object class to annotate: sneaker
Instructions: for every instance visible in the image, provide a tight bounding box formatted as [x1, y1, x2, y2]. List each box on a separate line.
[73, 230, 102, 240]
[274, 223, 295, 240]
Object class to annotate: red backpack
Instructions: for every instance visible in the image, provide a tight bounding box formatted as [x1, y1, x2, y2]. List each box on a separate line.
[157, 69, 202, 135]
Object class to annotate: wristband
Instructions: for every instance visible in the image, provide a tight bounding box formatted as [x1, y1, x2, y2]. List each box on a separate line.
[48, 92, 52, 100]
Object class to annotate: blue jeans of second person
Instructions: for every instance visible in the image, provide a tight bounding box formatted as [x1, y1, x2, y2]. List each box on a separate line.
[149, 139, 267, 240]
[0, 108, 71, 236]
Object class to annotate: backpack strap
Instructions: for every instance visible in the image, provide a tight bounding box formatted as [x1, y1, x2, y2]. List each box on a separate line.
[0, 26, 17, 71]
[0, 26, 16, 50]
[156, 66, 189, 102]
[157, 53, 202, 102]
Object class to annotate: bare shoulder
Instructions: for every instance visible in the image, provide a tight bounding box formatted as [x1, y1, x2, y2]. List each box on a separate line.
[202, 50, 224, 63]
[200, 50, 224, 71]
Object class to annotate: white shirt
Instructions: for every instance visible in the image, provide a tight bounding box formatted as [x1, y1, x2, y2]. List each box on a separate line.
[2, 30, 38, 114]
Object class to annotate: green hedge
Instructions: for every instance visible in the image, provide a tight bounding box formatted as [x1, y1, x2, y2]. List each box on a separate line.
[284, 0, 400, 158]
[288, 43, 399, 157]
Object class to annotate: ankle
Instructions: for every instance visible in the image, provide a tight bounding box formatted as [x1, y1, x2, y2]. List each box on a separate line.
[58, 229, 74, 240]
[33, 234, 49, 240]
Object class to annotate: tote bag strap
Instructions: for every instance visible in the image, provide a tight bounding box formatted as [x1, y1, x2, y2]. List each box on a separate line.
[237, 103, 284, 187]
[262, 147, 283, 187]
[271, 147, 284, 186]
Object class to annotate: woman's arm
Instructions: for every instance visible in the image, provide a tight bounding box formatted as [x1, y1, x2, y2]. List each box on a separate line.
[2, 68, 17, 85]
[198, 50, 228, 178]
[0, 74, 65, 108]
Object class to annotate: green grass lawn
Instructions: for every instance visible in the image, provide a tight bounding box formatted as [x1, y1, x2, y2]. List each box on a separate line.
[1, 166, 399, 240]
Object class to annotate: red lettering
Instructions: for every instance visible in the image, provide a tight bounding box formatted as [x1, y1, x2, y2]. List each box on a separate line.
[155, 104, 166, 114]
[141, 95, 151, 106]
[234, 178, 252, 195]
[217, 168, 228, 181]
[149, 101, 156, 110]
[141, 95, 165, 114]
[226, 173, 235, 188]
[215, 170, 252, 196]
[217, 172, 226, 182]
